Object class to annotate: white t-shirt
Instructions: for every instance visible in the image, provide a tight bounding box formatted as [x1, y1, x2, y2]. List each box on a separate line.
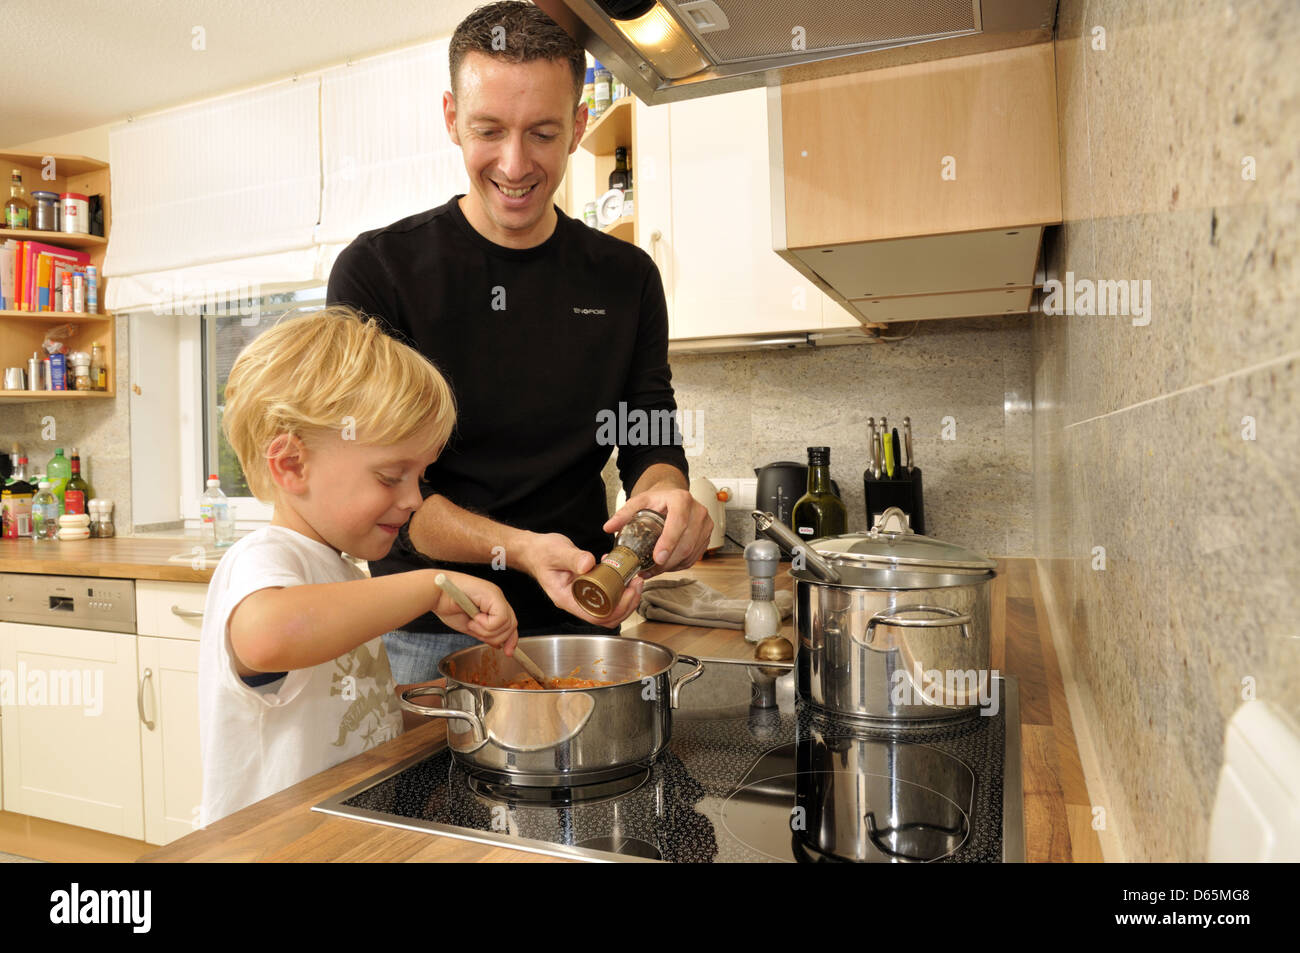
[198, 525, 403, 827]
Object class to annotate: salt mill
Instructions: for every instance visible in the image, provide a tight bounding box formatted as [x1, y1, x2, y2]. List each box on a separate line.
[743, 538, 781, 644]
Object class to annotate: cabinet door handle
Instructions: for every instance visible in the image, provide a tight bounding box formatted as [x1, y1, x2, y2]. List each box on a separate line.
[170, 605, 204, 619]
[138, 667, 156, 730]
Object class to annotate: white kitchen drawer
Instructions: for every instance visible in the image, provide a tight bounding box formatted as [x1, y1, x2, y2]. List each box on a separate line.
[136, 580, 208, 641]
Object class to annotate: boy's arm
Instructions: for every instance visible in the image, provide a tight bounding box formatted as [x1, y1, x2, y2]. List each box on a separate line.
[228, 569, 516, 676]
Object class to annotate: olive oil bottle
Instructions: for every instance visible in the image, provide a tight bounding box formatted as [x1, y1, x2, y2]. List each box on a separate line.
[792, 446, 847, 540]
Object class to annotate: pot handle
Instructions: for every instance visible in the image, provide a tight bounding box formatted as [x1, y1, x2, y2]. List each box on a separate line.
[860, 605, 973, 645]
[671, 655, 704, 708]
[399, 684, 486, 746]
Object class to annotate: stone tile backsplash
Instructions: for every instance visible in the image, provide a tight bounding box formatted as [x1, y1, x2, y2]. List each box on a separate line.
[1034, 0, 1299, 861]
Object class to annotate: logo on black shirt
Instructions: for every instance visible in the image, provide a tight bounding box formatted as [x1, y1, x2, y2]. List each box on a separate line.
[572, 307, 606, 316]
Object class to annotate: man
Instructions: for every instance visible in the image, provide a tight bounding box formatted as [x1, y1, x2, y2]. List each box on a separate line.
[326, 1, 712, 684]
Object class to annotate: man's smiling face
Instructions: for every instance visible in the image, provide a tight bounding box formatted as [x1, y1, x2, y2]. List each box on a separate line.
[445, 51, 588, 249]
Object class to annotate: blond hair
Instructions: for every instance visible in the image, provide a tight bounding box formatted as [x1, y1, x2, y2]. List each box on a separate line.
[223, 305, 456, 502]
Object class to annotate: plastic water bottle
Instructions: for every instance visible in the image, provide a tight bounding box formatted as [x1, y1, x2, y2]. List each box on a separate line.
[200, 475, 228, 544]
[32, 481, 59, 541]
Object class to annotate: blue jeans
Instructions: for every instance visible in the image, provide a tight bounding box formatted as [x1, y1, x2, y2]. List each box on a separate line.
[383, 621, 618, 685]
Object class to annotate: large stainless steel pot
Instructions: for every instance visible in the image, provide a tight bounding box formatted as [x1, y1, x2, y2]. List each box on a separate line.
[399, 635, 702, 785]
[757, 507, 997, 727]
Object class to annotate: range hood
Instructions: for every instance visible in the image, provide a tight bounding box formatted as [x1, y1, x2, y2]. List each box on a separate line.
[535, 0, 1057, 104]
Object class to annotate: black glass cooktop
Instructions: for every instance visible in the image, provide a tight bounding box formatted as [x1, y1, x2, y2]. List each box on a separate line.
[313, 661, 1022, 863]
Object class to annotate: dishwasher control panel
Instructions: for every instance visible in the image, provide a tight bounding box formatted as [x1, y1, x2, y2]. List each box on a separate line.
[0, 573, 137, 633]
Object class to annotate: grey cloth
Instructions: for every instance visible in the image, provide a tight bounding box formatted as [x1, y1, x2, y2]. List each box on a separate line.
[639, 577, 794, 630]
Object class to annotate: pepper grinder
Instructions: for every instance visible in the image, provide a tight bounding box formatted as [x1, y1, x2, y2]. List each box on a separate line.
[572, 509, 666, 617]
[743, 539, 781, 644]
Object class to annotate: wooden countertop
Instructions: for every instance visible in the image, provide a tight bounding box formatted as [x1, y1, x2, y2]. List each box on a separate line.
[0, 536, 218, 582]
[139, 555, 1100, 863]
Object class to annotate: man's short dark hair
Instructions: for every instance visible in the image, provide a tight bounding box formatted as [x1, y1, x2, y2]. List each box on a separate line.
[450, 2, 587, 109]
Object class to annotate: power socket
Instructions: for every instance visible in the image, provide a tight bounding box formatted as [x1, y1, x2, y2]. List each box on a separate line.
[707, 477, 739, 506]
[704, 477, 756, 510]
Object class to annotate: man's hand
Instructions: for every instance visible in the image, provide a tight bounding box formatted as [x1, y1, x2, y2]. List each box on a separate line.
[518, 532, 645, 628]
[604, 484, 712, 577]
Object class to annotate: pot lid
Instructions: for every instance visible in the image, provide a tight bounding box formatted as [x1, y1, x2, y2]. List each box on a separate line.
[813, 507, 997, 573]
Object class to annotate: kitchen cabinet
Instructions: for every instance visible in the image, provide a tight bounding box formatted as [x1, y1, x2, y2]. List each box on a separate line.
[660, 88, 859, 340]
[135, 580, 203, 846]
[137, 635, 201, 845]
[0, 150, 116, 402]
[574, 92, 860, 341]
[0, 578, 206, 845]
[770, 43, 1061, 323]
[666, 87, 843, 339]
[0, 620, 144, 839]
[631, 98, 674, 335]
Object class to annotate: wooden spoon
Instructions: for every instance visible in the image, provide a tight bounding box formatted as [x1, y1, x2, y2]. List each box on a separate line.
[434, 573, 549, 687]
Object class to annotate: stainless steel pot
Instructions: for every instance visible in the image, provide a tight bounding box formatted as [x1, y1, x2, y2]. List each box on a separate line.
[793, 716, 974, 862]
[757, 507, 997, 727]
[399, 635, 702, 785]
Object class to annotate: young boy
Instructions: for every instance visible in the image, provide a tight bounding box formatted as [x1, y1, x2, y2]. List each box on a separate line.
[198, 306, 517, 827]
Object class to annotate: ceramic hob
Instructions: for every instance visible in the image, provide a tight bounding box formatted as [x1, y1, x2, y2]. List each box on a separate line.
[313, 659, 1023, 863]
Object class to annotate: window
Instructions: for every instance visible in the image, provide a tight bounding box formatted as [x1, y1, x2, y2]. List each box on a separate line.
[200, 286, 325, 516]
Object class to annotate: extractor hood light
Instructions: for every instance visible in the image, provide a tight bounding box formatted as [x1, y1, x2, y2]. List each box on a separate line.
[609, 2, 709, 80]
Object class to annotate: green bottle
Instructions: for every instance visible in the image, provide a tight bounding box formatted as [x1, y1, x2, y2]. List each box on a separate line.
[792, 446, 847, 541]
[46, 447, 71, 516]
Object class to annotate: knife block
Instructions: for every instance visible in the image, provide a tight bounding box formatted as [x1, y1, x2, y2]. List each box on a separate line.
[863, 467, 925, 535]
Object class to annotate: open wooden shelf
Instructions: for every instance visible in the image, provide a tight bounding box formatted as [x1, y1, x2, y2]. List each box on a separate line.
[600, 215, 634, 242]
[0, 389, 114, 402]
[1, 150, 115, 402]
[0, 309, 111, 323]
[0, 228, 106, 249]
[580, 96, 633, 156]
[0, 151, 108, 177]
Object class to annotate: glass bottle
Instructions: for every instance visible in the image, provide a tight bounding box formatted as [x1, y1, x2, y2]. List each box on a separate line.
[65, 449, 90, 515]
[792, 446, 847, 541]
[609, 147, 631, 191]
[90, 341, 107, 391]
[4, 170, 30, 229]
[32, 482, 59, 541]
[571, 509, 666, 617]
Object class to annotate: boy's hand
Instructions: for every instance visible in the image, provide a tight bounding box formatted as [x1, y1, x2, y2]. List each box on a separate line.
[432, 572, 519, 656]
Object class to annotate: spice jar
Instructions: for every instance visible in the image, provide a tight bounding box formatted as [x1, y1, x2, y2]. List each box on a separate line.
[68, 351, 92, 391]
[571, 509, 665, 617]
[94, 499, 115, 538]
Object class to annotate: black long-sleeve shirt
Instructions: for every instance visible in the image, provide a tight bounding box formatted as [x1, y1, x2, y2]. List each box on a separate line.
[326, 197, 688, 632]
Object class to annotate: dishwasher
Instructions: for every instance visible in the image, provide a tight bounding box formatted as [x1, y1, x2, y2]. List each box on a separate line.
[0, 573, 137, 633]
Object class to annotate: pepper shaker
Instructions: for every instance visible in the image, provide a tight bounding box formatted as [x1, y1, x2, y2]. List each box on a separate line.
[743, 539, 782, 644]
[571, 509, 665, 617]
